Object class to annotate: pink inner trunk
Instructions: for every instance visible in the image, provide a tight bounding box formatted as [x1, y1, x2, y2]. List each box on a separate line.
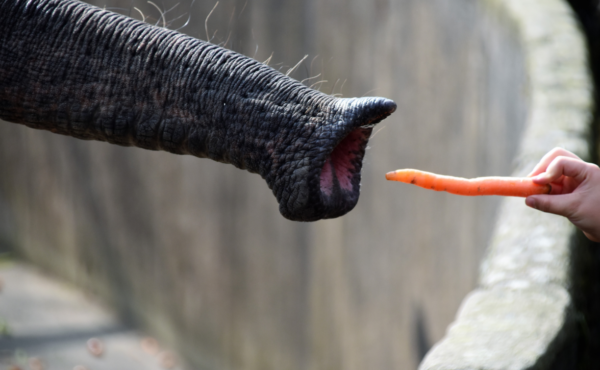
[319, 129, 366, 196]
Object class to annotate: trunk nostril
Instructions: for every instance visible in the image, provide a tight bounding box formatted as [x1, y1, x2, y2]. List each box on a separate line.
[320, 128, 369, 197]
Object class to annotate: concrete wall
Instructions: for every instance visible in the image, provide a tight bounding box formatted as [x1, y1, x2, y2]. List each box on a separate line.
[0, 0, 584, 369]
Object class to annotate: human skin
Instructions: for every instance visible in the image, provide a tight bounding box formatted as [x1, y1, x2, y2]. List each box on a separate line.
[526, 147, 600, 242]
[0, 0, 396, 222]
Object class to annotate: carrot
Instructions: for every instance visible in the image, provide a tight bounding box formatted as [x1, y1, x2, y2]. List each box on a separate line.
[385, 169, 551, 197]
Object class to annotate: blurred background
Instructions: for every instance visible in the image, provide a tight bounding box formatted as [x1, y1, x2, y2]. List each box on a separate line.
[0, 0, 540, 368]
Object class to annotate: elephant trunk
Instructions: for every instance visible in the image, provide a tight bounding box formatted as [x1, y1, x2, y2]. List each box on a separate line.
[0, 0, 396, 221]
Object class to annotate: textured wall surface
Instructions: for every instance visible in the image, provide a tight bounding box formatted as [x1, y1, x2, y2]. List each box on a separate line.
[0, 0, 531, 369]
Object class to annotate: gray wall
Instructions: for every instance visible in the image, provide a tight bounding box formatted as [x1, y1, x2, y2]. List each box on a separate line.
[0, 0, 528, 369]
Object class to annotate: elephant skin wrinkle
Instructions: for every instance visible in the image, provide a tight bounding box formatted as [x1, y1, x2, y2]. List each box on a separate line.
[0, 0, 396, 221]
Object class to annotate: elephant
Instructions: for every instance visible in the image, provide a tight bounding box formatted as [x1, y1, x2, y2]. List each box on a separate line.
[0, 0, 396, 221]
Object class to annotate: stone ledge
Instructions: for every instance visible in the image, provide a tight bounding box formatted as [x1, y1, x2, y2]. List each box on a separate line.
[420, 287, 574, 370]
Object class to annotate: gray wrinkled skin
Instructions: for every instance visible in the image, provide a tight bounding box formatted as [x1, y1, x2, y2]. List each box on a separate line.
[0, 0, 396, 221]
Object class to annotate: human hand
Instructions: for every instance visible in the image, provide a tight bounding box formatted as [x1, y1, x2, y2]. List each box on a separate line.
[526, 147, 600, 242]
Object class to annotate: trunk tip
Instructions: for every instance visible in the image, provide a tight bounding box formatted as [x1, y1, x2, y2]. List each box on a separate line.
[372, 97, 397, 117]
[343, 97, 397, 128]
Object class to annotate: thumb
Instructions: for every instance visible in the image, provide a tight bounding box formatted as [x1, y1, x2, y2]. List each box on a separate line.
[526, 193, 578, 218]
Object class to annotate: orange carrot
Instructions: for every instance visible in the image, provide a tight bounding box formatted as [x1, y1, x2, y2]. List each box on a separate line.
[385, 169, 551, 197]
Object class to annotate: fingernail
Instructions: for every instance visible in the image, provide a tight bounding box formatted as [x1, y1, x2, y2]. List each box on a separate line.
[526, 197, 537, 209]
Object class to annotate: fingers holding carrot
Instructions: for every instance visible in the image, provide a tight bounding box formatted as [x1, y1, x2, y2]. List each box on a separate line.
[529, 156, 592, 194]
[527, 147, 581, 177]
[525, 148, 600, 242]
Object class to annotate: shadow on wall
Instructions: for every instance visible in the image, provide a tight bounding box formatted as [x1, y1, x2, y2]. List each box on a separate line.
[413, 305, 432, 363]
